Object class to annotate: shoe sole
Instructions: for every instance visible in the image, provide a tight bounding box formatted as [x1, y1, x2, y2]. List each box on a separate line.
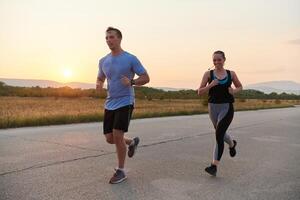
[109, 176, 127, 184]
[205, 168, 216, 176]
[230, 140, 237, 157]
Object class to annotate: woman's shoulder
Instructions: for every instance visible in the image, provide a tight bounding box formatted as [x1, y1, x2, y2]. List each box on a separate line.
[204, 70, 212, 78]
[225, 69, 237, 79]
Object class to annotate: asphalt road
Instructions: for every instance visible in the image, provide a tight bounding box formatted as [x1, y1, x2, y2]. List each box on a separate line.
[0, 106, 300, 200]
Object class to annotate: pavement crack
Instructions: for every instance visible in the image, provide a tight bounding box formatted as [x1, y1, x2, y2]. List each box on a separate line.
[0, 134, 102, 152]
[0, 151, 115, 177]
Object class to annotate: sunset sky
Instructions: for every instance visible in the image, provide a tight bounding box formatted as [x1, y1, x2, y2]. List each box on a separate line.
[0, 0, 299, 89]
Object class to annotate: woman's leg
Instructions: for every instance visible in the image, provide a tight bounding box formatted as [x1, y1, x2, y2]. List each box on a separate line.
[224, 132, 234, 147]
[213, 103, 234, 164]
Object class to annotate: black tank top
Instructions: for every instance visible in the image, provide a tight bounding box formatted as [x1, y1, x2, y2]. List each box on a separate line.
[208, 70, 234, 103]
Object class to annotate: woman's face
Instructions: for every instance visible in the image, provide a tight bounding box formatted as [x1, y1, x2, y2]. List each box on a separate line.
[213, 53, 225, 69]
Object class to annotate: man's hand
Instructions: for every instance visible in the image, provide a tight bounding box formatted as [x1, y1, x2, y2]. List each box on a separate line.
[121, 75, 131, 87]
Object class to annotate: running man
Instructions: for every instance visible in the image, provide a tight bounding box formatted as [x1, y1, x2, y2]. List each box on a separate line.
[197, 50, 243, 176]
[96, 27, 150, 184]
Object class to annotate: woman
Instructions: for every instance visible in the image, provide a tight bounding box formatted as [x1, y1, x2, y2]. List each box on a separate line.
[198, 50, 243, 176]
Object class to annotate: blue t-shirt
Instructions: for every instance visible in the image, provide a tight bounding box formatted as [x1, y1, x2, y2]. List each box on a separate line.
[98, 51, 147, 110]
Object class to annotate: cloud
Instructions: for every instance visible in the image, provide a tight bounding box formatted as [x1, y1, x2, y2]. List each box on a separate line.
[287, 39, 300, 45]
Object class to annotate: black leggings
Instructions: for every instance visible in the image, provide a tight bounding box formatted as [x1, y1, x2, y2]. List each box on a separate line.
[209, 103, 234, 161]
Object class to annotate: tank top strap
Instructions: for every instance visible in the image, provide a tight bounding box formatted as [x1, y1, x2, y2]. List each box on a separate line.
[226, 70, 232, 82]
[209, 70, 214, 82]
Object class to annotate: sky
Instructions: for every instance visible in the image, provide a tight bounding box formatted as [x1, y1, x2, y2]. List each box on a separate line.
[0, 0, 299, 89]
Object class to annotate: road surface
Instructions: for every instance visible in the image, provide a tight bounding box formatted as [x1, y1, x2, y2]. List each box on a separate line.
[1, 107, 300, 200]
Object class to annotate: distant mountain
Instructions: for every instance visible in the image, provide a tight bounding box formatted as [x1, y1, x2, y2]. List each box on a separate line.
[60, 82, 96, 89]
[155, 87, 189, 91]
[0, 78, 188, 91]
[0, 78, 96, 89]
[245, 81, 300, 95]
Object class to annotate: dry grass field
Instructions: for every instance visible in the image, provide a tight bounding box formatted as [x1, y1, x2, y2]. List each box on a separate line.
[0, 97, 299, 129]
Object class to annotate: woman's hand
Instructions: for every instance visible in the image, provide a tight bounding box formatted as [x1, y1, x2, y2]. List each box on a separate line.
[209, 79, 219, 87]
[228, 87, 234, 95]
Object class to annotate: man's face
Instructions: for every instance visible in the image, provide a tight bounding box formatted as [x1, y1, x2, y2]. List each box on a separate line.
[105, 31, 121, 50]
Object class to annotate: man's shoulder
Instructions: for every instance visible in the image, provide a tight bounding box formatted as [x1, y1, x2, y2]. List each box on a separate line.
[123, 51, 138, 60]
[99, 53, 111, 64]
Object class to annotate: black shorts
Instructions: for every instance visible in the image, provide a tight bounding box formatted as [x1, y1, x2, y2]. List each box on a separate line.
[103, 104, 134, 134]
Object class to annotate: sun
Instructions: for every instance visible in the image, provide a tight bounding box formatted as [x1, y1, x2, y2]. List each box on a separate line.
[62, 68, 73, 79]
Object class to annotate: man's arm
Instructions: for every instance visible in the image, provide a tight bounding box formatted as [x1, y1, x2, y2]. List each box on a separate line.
[131, 73, 150, 86]
[121, 73, 150, 87]
[125, 55, 150, 86]
[96, 77, 105, 92]
[96, 58, 106, 92]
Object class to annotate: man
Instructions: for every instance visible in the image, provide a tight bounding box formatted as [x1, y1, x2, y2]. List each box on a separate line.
[96, 27, 150, 184]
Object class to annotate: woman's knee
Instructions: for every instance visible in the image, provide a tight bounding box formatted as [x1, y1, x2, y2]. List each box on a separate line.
[215, 131, 223, 140]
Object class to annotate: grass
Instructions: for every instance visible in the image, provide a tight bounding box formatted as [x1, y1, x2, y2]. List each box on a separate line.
[0, 97, 299, 129]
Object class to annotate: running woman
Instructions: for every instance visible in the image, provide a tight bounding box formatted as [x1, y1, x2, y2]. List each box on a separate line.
[96, 27, 150, 184]
[197, 50, 243, 176]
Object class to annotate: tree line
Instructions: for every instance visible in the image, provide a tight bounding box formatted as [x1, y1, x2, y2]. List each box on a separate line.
[0, 81, 299, 100]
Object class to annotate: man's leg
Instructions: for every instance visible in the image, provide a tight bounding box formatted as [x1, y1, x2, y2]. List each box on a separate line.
[105, 133, 132, 146]
[113, 129, 127, 169]
[108, 105, 137, 184]
[125, 137, 133, 145]
[114, 105, 138, 158]
[105, 107, 132, 184]
[105, 133, 114, 144]
[109, 129, 127, 184]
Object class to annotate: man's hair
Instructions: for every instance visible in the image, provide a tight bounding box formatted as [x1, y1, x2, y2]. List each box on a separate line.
[106, 27, 122, 39]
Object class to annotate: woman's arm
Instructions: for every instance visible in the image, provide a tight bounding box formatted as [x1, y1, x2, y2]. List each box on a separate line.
[229, 71, 243, 95]
[198, 71, 218, 95]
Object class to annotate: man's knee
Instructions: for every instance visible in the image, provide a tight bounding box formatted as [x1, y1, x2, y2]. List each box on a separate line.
[106, 137, 114, 144]
[113, 129, 125, 144]
[105, 133, 114, 144]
